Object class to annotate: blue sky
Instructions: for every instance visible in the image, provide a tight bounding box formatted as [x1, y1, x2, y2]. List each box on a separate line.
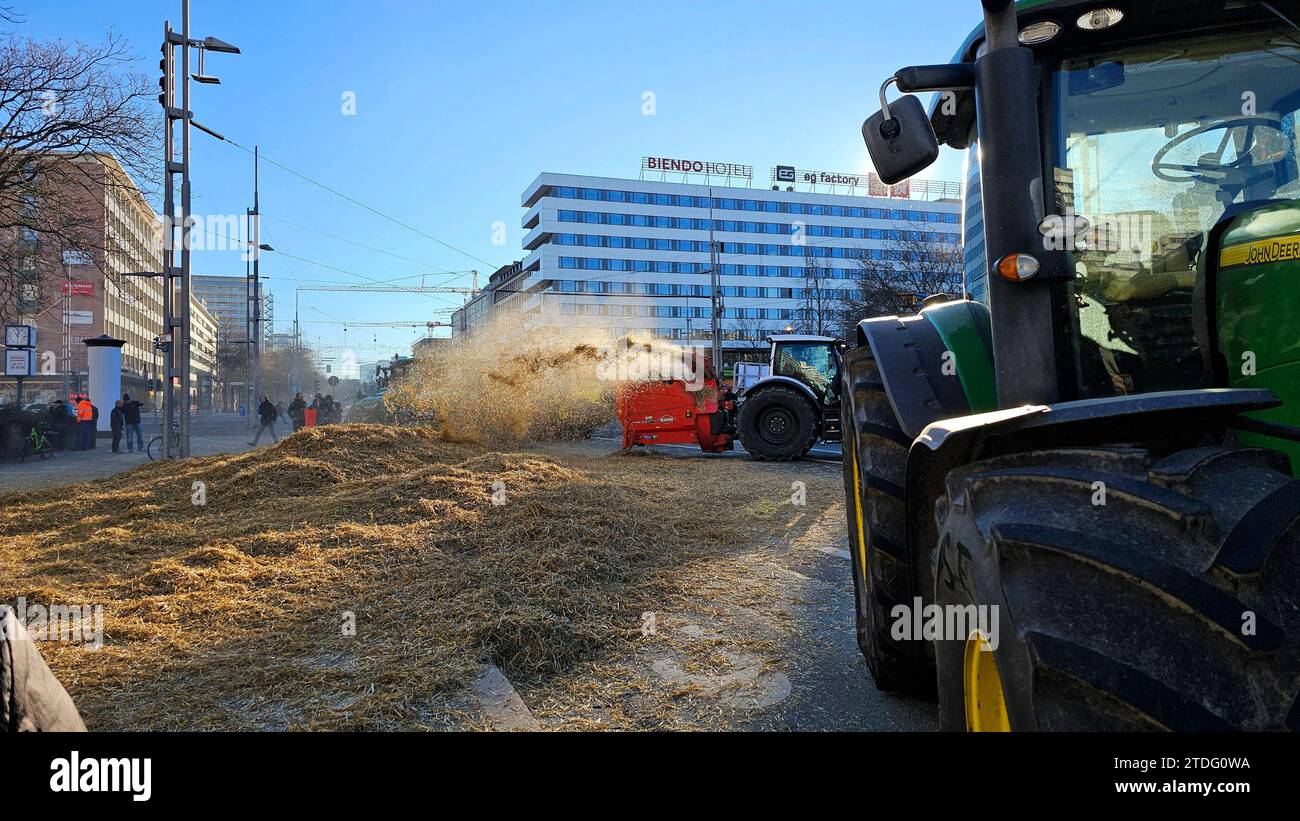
[23, 0, 979, 365]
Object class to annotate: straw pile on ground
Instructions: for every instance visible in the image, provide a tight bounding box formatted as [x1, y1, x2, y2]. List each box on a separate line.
[0, 425, 830, 730]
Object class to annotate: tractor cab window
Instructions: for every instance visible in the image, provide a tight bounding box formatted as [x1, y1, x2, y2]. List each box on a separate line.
[1054, 30, 1300, 397]
[774, 342, 836, 397]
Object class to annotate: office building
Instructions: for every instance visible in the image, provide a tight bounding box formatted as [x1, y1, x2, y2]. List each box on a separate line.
[453, 161, 961, 351]
[2, 154, 219, 408]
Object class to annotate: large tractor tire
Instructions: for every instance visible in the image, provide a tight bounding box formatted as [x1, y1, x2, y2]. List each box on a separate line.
[840, 345, 934, 695]
[933, 444, 1300, 731]
[736, 385, 819, 461]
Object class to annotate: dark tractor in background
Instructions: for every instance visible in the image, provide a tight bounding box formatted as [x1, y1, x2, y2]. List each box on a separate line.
[735, 334, 844, 460]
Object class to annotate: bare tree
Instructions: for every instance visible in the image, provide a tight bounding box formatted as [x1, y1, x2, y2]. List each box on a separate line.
[799, 255, 839, 337]
[728, 315, 769, 359]
[839, 220, 963, 337]
[0, 24, 159, 324]
[257, 343, 329, 404]
[216, 341, 249, 411]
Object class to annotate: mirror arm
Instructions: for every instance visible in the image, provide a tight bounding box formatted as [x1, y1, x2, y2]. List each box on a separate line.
[894, 63, 976, 94]
[981, 0, 1020, 51]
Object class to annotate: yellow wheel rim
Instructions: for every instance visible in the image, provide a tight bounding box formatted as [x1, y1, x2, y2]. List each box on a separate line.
[963, 629, 1010, 732]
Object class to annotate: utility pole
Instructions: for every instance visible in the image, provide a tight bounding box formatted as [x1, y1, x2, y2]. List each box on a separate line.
[61, 259, 71, 400]
[179, 0, 192, 457]
[244, 209, 251, 423]
[161, 16, 178, 458]
[708, 187, 723, 371]
[292, 289, 300, 396]
[159, 0, 239, 456]
[246, 145, 261, 426]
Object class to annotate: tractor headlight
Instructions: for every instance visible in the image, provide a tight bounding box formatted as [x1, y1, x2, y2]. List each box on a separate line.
[995, 253, 1042, 282]
[1019, 21, 1061, 45]
[1076, 7, 1124, 31]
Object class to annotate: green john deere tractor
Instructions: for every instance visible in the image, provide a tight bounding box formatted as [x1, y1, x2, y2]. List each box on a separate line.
[843, 0, 1300, 730]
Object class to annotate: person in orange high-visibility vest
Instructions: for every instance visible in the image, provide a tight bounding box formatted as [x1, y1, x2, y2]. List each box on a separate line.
[75, 396, 94, 450]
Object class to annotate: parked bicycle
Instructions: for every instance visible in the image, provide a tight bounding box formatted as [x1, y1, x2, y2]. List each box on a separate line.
[147, 422, 181, 461]
[21, 423, 54, 463]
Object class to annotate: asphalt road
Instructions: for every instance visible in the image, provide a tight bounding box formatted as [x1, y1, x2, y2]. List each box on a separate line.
[591, 421, 844, 464]
[0, 412, 269, 494]
[566, 434, 937, 731]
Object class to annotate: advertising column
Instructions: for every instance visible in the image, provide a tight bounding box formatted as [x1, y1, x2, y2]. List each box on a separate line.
[83, 334, 125, 433]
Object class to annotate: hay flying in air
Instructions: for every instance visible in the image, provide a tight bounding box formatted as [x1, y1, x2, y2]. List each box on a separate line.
[385, 318, 710, 446]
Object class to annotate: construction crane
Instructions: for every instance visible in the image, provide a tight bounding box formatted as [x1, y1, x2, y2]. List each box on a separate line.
[297, 320, 453, 329]
[339, 321, 452, 329]
[288, 283, 466, 393]
[297, 285, 474, 295]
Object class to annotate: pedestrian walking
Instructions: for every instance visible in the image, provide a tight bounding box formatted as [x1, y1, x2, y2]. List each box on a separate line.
[110, 400, 124, 453]
[288, 393, 306, 431]
[248, 395, 279, 446]
[121, 393, 145, 453]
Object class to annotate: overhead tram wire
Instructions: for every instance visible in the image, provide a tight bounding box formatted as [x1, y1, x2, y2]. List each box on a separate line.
[183, 220, 465, 290]
[215, 135, 502, 271]
[206, 134, 878, 308]
[267, 248, 474, 305]
[261, 213, 480, 283]
[210, 140, 896, 313]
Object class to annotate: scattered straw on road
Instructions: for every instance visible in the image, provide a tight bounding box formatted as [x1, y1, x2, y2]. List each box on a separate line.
[0, 425, 837, 730]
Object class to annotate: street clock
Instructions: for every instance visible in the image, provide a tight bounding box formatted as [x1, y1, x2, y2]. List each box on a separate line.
[5, 324, 36, 348]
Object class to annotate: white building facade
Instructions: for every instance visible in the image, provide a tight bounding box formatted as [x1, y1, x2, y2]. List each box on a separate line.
[458, 169, 962, 348]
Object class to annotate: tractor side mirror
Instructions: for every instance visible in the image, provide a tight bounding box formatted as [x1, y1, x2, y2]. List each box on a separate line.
[862, 84, 939, 185]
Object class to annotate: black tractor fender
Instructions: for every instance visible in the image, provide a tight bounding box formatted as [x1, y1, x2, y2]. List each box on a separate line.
[743, 376, 823, 417]
[856, 310, 978, 440]
[903, 388, 1281, 602]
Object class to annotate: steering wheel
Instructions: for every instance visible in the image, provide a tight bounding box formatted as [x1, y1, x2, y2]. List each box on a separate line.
[1152, 117, 1285, 184]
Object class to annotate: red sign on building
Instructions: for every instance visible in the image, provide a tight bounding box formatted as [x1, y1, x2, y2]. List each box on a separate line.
[61, 281, 94, 297]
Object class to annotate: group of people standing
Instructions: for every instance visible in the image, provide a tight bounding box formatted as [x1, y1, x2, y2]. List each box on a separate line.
[249, 392, 342, 446]
[45, 393, 145, 453]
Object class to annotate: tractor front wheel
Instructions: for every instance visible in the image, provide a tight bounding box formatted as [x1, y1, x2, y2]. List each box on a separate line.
[840, 345, 935, 695]
[933, 444, 1300, 730]
[736, 385, 819, 461]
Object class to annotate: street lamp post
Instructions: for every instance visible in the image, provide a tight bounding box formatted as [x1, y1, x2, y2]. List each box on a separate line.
[293, 289, 300, 396]
[707, 187, 723, 372]
[247, 146, 263, 428]
[160, 0, 240, 457]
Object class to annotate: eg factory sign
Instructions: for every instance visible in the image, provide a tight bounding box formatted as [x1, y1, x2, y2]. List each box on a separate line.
[772, 165, 910, 197]
[638, 155, 913, 197]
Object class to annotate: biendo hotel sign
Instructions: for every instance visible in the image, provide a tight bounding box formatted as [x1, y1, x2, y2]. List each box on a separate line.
[641, 156, 753, 180]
